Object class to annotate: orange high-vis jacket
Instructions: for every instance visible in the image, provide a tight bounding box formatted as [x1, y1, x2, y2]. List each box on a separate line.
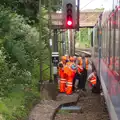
[64, 62, 76, 77]
[79, 57, 89, 70]
[90, 75, 96, 85]
[77, 65, 83, 74]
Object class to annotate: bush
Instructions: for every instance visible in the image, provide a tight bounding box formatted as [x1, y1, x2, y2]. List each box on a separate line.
[0, 5, 50, 120]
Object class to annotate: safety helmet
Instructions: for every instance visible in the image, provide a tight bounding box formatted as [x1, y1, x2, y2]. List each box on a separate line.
[73, 56, 76, 59]
[69, 56, 74, 61]
[77, 57, 82, 61]
[73, 56, 77, 61]
[61, 56, 66, 61]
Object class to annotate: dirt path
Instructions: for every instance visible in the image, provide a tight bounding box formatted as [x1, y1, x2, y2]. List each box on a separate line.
[55, 90, 109, 120]
[55, 64, 109, 120]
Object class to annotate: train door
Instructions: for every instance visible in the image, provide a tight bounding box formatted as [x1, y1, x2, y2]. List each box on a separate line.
[98, 14, 102, 77]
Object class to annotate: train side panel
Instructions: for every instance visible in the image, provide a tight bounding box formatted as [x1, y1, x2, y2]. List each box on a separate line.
[92, 0, 120, 119]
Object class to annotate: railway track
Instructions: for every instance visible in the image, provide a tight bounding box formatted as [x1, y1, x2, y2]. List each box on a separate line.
[75, 48, 91, 57]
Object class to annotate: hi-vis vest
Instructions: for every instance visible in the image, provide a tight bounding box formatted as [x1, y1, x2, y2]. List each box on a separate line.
[64, 62, 76, 77]
[79, 58, 88, 70]
[77, 65, 83, 74]
[90, 75, 96, 85]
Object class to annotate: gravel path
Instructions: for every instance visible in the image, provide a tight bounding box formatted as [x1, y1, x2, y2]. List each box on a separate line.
[55, 90, 109, 120]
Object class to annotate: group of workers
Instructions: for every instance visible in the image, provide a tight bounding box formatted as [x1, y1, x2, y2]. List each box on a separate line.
[58, 54, 97, 95]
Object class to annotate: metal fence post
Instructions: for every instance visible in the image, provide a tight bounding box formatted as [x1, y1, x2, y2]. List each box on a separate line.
[39, 0, 43, 91]
[48, 0, 52, 82]
[53, 29, 58, 83]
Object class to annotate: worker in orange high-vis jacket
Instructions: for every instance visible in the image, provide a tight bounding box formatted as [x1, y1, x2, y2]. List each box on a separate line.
[58, 56, 66, 78]
[65, 63, 77, 95]
[64, 56, 74, 93]
[58, 56, 67, 93]
[87, 71, 97, 89]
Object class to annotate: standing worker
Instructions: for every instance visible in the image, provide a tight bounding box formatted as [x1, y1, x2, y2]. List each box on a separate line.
[65, 63, 76, 95]
[79, 54, 89, 91]
[75, 57, 84, 91]
[58, 56, 67, 93]
[64, 56, 76, 95]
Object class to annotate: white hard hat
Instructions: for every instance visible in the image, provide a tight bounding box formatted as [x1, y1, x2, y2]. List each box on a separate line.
[65, 54, 68, 56]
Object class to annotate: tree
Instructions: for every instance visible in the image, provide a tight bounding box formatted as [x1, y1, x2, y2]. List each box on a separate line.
[0, 5, 50, 120]
[0, 0, 62, 22]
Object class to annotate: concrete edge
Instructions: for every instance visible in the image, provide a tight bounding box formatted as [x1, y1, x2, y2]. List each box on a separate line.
[51, 102, 77, 120]
[51, 93, 81, 120]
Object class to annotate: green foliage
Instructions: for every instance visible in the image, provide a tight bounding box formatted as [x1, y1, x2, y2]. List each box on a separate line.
[94, 8, 104, 11]
[76, 28, 91, 48]
[0, 5, 50, 120]
[0, 0, 62, 22]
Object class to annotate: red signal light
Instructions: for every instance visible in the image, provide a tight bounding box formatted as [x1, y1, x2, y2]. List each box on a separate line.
[66, 3, 73, 28]
[67, 20, 72, 26]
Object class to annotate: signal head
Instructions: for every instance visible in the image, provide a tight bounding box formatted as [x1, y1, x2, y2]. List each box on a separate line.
[62, 0, 77, 29]
[66, 3, 73, 27]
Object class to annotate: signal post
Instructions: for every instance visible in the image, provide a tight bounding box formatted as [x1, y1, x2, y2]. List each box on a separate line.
[50, 0, 79, 82]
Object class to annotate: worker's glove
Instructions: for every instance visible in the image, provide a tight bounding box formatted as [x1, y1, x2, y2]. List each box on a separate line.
[78, 72, 81, 75]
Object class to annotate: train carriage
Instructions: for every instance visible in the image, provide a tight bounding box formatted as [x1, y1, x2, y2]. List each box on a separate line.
[92, 0, 120, 120]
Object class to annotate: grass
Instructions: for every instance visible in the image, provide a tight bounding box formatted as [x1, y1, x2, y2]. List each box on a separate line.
[58, 110, 70, 114]
[76, 41, 91, 49]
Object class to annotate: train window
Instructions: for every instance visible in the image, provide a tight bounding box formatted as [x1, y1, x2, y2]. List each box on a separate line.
[119, 7, 120, 73]
[93, 27, 98, 58]
[103, 26, 105, 59]
[110, 11, 116, 70]
[91, 31, 93, 47]
[102, 26, 105, 59]
[101, 26, 104, 58]
[105, 22, 109, 63]
[115, 7, 119, 74]
[103, 24, 106, 60]
[108, 18, 111, 66]
[106, 21, 109, 65]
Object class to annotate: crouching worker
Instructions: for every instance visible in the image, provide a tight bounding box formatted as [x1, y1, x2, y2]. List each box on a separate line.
[87, 71, 97, 93]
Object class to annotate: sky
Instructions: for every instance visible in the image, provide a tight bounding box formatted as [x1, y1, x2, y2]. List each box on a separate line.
[79, 0, 105, 10]
[57, 0, 106, 13]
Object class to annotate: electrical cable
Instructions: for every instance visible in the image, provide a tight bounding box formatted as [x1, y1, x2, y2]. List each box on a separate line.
[80, 0, 97, 11]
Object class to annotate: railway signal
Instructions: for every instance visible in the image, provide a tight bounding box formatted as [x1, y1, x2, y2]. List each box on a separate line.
[66, 3, 73, 27]
[62, 0, 77, 29]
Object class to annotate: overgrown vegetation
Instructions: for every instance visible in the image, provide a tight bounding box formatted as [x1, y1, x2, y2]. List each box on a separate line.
[75, 28, 91, 48]
[0, 0, 62, 119]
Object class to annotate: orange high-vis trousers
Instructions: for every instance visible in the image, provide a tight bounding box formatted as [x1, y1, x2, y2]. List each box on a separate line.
[65, 65, 75, 95]
[66, 77, 73, 95]
[65, 69, 74, 95]
[59, 69, 66, 93]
